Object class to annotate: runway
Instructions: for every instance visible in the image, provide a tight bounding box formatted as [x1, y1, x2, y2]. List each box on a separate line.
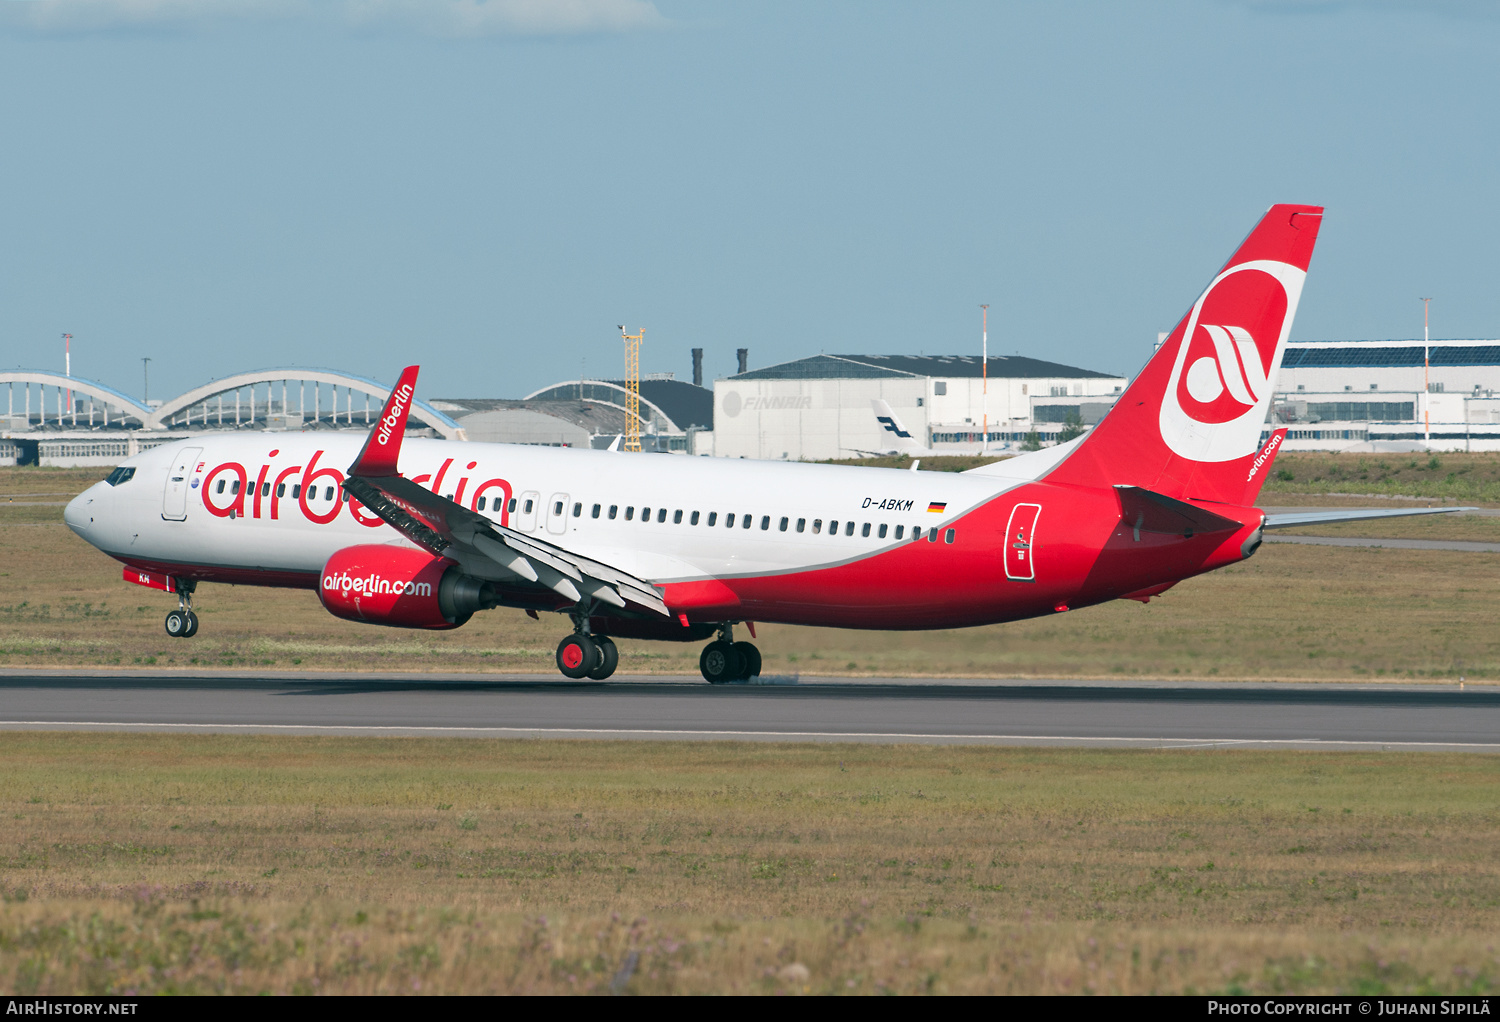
[2, 670, 1498, 751]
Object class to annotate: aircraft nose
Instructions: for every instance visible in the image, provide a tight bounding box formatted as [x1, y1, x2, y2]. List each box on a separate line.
[63, 487, 97, 535]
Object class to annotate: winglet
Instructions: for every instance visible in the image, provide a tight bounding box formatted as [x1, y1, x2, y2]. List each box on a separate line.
[349, 365, 420, 477]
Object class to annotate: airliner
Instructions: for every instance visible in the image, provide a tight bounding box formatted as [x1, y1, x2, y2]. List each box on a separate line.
[64, 204, 1467, 682]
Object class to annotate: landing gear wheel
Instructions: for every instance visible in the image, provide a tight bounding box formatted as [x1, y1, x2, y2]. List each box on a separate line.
[164, 610, 189, 638]
[700, 640, 743, 684]
[733, 641, 761, 680]
[587, 636, 619, 680]
[556, 633, 600, 680]
[182, 611, 200, 638]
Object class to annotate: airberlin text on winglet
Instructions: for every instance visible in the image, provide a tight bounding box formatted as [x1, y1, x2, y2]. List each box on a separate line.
[376, 382, 414, 448]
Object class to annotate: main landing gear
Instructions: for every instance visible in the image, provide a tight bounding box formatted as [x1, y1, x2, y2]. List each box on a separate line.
[699, 624, 760, 684]
[164, 580, 199, 639]
[555, 607, 618, 680]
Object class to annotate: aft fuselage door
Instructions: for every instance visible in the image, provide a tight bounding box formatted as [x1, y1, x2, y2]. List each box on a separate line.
[547, 493, 570, 536]
[516, 490, 540, 532]
[161, 446, 204, 522]
[1004, 502, 1041, 582]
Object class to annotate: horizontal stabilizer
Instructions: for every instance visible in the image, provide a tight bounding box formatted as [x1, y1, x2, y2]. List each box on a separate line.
[1262, 506, 1477, 530]
[1116, 485, 1244, 537]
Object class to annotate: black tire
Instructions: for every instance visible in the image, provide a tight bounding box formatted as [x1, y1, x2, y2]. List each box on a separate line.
[164, 610, 188, 638]
[182, 611, 200, 638]
[556, 634, 599, 680]
[700, 640, 743, 684]
[733, 641, 761, 680]
[587, 636, 619, 680]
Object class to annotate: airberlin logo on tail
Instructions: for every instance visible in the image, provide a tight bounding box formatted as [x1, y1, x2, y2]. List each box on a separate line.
[1159, 260, 1306, 464]
[376, 384, 414, 447]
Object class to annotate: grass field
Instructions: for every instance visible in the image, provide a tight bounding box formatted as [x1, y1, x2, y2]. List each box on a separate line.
[2, 464, 1499, 680]
[2, 734, 1498, 995]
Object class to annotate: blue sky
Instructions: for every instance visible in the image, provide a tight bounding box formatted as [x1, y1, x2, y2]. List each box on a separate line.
[1, 0, 1497, 401]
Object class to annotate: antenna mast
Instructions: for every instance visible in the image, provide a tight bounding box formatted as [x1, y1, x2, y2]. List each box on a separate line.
[62, 333, 73, 423]
[619, 325, 644, 452]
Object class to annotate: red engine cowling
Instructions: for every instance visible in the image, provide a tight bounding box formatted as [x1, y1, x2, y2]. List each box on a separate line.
[318, 544, 494, 630]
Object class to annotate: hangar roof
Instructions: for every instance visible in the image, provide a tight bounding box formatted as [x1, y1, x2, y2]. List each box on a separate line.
[1284, 341, 1500, 368]
[728, 353, 1120, 381]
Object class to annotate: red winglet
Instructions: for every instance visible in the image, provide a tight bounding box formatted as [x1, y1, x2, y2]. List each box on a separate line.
[349, 365, 420, 477]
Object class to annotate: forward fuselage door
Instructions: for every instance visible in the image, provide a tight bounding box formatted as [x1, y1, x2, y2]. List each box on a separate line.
[1004, 502, 1041, 582]
[547, 493, 570, 536]
[516, 490, 540, 532]
[161, 447, 204, 522]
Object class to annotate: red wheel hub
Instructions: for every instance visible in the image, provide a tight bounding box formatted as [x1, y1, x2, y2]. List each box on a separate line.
[561, 641, 585, 670]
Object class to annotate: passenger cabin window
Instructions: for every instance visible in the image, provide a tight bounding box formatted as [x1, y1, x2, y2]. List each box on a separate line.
[861, 523, 871, 538]
[553, 501, 564, 516]
[690, 511, 700, 525]
[231, 480, 241, 495]
[573, 502, 582, 517]
[725, 513, 735, 527]
[591, 504, 601, 519]
[478, 496, 487, 511]
[707, 512, 717, 526]
[625, 506, 635, 521]
[845, 522, 855, 536]
[507, 498, 517, 513]
[813, 519, 822, 534]
[742, 514, 752, 529]
[945, 528, 956, 544]
[261, 482, 271, 497]
[641, 506, 652, 522]
[878, 524, 888, 538]
[796, 518, 805, 533]
[325, 487, 335, 501]
[895, 524, 904, 540]
[523, 498, 534, 514]
[215, 480, 226, 494]
[673, 510, 683, 524]
[779, 517, 789, 532]
[609, 505, 618, 519]
[657, 508, 668, 523]
[292, 485, 301, 499]
[760, 516, 771, 531]
[928, 527, 938, 542]
[829, 520, 839, 536]
[276, 483, 286, 498]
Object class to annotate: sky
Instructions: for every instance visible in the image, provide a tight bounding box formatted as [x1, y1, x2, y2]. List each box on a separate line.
[2, 0, 1498, 402]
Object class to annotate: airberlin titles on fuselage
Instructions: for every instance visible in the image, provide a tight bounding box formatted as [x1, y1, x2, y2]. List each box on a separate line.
[197, 449, 514, 529]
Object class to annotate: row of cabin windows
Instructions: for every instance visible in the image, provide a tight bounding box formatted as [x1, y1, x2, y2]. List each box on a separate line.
[468, 493, 956, 545]
[215, 479, 343, 501]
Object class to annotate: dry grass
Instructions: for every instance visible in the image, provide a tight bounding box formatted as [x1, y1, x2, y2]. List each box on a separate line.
[2, 734, 1498, 995]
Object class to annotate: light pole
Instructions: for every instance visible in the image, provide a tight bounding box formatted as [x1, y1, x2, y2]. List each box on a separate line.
[141, 357, 151, 405]
[980, 304, 989, 453]
[1420, 298, 1432, 445]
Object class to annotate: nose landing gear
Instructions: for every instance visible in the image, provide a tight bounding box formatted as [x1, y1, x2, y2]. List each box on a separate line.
[699, 624, 760, 684]
[164, 580, 199, 639]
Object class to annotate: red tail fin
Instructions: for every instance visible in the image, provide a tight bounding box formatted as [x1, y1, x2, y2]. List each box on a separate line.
[349, 365, 420, 478]
[1048, 205, 1322, 504]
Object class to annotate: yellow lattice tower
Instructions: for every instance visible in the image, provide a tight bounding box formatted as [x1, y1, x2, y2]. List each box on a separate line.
[619, 325, 644, 452]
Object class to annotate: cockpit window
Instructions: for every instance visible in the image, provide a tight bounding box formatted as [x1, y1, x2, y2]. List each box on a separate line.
[104, 466, 135, 487]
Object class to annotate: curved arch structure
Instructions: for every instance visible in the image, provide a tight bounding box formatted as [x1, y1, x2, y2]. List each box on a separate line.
[147, 368, 465, 439]
[1, 371, 154, 426]
[524, 380, 677, 432]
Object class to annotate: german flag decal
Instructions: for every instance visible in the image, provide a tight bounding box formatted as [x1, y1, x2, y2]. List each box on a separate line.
[927, 501, 947, 513]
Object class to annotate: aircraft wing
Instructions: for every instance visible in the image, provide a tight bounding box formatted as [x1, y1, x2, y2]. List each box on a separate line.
[1262, 506, 1477, 529]
[341, 365, 669, 618]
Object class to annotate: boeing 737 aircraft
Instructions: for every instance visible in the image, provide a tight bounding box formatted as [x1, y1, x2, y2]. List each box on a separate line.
[64, 204, 1467, 682]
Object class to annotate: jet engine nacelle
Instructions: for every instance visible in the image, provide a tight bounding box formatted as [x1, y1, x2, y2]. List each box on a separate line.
[318, 544, 496, 630]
